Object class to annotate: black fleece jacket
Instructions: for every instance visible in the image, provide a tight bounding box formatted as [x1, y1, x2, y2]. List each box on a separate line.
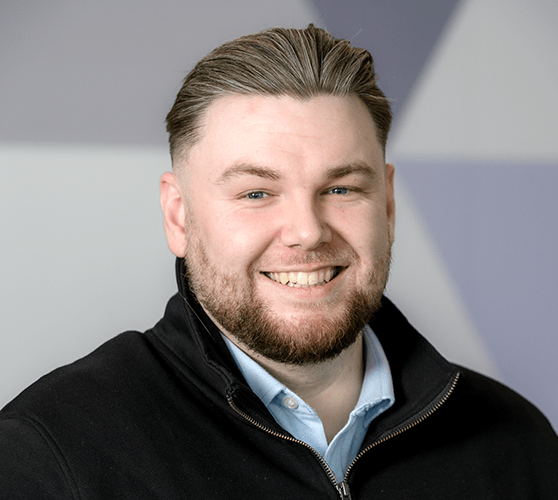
[1, 259, 557, 499]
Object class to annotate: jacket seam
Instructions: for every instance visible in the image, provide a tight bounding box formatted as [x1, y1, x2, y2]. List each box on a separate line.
[1, 413, 82, 500]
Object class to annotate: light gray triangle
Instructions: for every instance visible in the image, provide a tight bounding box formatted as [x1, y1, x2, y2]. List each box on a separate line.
[390, 0, 558, 161]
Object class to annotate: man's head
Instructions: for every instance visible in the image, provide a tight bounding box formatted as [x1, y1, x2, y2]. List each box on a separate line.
[161, 26, 395, 366]
[166, 24, 392, 167]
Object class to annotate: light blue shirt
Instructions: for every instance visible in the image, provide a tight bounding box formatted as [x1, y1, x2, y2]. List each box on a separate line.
[223, 324, 395, 482]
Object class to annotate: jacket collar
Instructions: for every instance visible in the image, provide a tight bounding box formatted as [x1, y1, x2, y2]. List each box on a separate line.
[150, 257, 461, 436]
[363, 297, 461, 443]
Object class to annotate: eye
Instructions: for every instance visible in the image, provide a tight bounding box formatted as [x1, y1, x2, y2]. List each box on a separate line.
[328, 186, 350, 195]
[245, 191, 268, 200]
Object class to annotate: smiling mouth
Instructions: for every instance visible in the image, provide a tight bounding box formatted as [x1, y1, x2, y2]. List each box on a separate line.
[263, 267, 343, 288]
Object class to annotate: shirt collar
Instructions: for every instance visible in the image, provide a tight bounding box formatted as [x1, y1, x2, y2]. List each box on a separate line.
[223, 324, 394, 417]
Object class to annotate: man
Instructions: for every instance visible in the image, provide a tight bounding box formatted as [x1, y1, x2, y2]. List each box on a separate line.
[1, 25, 557, 499]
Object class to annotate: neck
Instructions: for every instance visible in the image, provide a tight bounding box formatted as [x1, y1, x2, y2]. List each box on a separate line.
[227, 332, 365, 443]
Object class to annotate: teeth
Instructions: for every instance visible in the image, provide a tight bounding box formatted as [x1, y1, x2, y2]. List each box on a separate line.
[266, 268, 340, 288]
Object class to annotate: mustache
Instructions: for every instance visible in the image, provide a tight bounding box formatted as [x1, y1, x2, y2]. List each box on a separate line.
[256, 246, 359, 268]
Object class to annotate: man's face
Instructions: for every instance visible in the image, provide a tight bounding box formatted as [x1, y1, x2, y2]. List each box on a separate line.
[170, 94, 395, 365]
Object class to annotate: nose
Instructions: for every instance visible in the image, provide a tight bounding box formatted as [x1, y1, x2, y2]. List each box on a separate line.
[280, 198, 332, 250]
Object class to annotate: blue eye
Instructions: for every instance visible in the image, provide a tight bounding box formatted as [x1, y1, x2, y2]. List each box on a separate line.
[329, 187, 350, 195]
[246, 191, 268, 199]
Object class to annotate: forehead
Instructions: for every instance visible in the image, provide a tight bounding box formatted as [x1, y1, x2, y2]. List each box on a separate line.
[187, 94, 383, 179]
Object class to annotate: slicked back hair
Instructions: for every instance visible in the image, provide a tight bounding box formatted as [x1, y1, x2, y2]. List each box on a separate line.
[166, 24, 392, 166]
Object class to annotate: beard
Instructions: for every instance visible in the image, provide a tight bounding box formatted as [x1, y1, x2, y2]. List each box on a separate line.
[183, 215, 392, 366]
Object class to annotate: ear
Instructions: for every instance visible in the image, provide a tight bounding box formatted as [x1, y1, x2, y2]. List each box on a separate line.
[385, 163, 396, 243]
[160, 171, 187, 257]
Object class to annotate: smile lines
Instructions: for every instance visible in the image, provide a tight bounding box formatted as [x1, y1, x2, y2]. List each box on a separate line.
[264, 267, 342, 288]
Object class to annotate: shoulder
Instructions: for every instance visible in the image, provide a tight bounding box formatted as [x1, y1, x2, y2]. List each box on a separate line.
[456, 367, 552, 423]
[0, 331, 153, 497]
[444, 366, 558, 449]
[1, 331, 156, 424]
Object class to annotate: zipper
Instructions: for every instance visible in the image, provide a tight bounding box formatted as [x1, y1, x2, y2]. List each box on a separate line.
[229, 371, 459, 499]
[227, 397, 342, 494]
[337, 480, 352, 499]
[344, 372, 460, 482]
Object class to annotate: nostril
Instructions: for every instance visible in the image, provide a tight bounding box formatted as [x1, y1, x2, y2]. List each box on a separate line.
[281, 214, 332, 250]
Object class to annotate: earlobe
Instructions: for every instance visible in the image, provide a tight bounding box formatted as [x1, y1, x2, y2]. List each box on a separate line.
[385, 163, 396, 242]
[160, 172, 187, 257]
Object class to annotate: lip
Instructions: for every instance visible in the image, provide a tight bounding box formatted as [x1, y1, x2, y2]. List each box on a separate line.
[264, 262, 341, 271]
[257, 266, 350, 306]
[261, 266, 345, 288]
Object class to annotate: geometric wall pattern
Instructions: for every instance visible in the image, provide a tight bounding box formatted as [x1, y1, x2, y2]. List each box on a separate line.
[315, 0, 558, 429]
[389, 0, 558, 428]
[1, 0, 556, 429]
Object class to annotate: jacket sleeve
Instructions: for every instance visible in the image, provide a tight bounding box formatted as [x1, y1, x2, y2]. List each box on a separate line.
[0, 416, 76, 500]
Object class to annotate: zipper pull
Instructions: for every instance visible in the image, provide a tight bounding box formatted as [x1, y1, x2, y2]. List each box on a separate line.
[337, 481, 352, 500]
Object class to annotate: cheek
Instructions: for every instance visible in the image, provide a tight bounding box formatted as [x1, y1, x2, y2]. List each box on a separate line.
[334, 206, 389, 258]
[194, 207, 276, 267]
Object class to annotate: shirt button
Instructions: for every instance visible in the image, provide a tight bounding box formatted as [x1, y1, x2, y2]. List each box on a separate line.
[284, 396, 299, 410]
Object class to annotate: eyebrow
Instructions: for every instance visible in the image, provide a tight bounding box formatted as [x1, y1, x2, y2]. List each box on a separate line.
[215, 161, 378, 185]
[215, 163, 282, 184]
[323, 162, 377, 181]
